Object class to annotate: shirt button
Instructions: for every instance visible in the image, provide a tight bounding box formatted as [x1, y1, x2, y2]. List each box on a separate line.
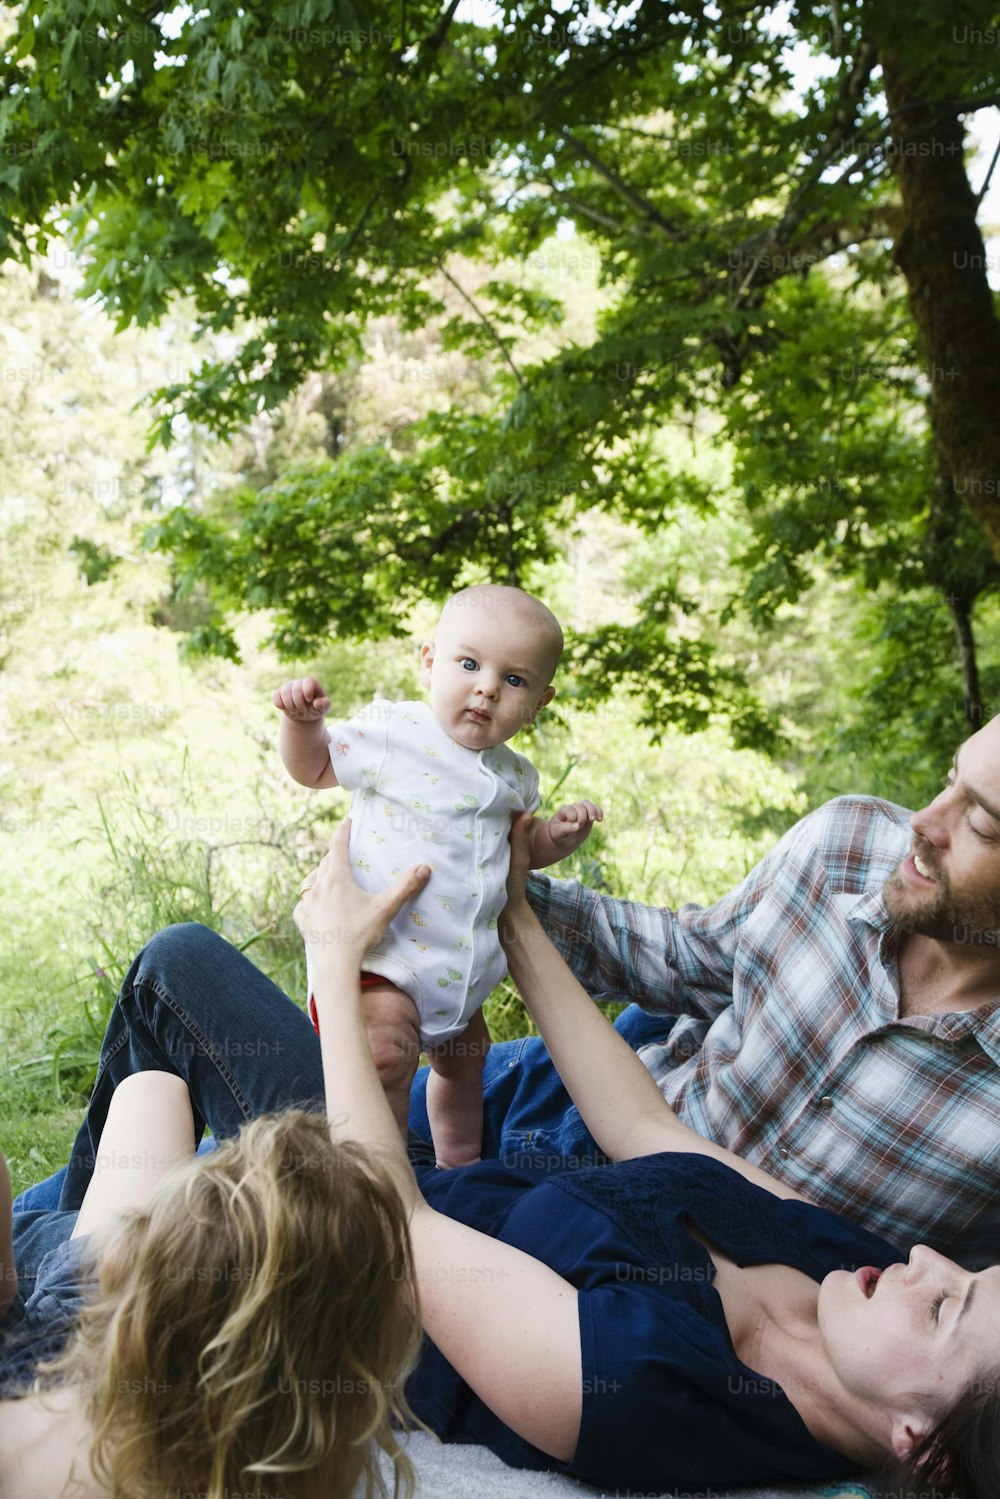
[779, 1146, 791, 1160]
[819, 1095, 833, 1109]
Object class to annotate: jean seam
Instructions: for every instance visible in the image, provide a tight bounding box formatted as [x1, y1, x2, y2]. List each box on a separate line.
[481, 1036, 528, 1098]
[91, 1025, 128, 1091]
[132, 974, 254, 1122]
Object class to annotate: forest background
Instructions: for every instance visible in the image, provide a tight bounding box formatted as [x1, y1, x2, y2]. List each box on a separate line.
[1, 0, 1000, 1191]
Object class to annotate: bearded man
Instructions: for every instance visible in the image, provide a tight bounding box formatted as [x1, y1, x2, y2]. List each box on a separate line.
[408, 715, 1000, 1267]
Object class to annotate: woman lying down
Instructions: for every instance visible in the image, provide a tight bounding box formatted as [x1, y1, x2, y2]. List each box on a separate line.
[0, 814, 995, 1499]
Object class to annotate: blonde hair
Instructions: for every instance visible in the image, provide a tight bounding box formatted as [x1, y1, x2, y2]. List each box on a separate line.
[44, 1111, 421, 1499]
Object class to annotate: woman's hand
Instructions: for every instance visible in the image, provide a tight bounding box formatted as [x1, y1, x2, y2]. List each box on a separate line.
[500, 812, 539, 955]
[505, 811, 534, 908]
[294, 819, 431, 969]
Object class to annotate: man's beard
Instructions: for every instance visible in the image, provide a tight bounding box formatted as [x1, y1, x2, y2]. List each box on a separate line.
[883, 854, 1000, 945]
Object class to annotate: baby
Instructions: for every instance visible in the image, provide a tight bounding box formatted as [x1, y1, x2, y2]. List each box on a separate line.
[274, 584, 602, 1167]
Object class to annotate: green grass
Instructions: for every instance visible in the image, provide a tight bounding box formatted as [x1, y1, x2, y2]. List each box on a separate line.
[1, 1096, 79, 1200]
[0, 766, 320, 1194]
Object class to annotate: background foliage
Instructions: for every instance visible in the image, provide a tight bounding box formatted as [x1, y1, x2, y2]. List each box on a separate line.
[2, 0, 1000, 1188]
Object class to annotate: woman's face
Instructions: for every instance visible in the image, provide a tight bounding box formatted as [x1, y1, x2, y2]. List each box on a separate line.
[819, 1246, 1000, 1433]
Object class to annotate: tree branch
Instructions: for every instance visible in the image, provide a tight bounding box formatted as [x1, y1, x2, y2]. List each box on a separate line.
[420, 0, 462, 60]
[725, 205, 904, 293]
[538, 174, 627, 235]
[974, 132, 1000, 209]
[336, 187, 384, 263]
[430, 259, 526, 389]
[559, 129, 686, 239]
[729, 38, 880, 302]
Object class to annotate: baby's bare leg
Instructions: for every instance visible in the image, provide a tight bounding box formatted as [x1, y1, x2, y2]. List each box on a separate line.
[425, 1008, 492, 1169]
[362, 981, 422, 1143]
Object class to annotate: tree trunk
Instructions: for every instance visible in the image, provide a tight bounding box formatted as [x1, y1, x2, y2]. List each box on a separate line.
[946, 592, 983, 726]
[926, 444, 990, 724]
[878, 47, 1000, 564]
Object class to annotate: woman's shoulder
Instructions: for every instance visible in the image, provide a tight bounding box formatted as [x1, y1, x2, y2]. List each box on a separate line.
[0, 1388, 106, 1498]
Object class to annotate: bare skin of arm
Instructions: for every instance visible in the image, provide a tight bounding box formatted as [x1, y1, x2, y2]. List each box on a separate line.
[528, 799, 602, 869]
[502, 813, 806, 1203]
[298, 825, 583, 1461]
[71, 1071, 196, 1240]
[273, 676, 339, 789]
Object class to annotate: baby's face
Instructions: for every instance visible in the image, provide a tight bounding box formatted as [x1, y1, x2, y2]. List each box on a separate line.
[420, 602, 557, 751]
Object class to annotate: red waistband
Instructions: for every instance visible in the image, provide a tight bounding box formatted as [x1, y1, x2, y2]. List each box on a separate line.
[308, 971, 386, 1034]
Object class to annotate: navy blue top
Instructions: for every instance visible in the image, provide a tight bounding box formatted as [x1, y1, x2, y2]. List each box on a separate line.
[411, 1151, 902, 1491]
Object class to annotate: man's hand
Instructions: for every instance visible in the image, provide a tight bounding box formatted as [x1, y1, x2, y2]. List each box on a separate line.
[527, 800, 603, 869]
[272, 677, 331, 721]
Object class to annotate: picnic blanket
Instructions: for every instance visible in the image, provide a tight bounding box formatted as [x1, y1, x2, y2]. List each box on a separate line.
[378, 1432, 875, 1498]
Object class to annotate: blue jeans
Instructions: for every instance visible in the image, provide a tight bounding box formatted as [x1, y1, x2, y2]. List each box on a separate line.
[1, 1230, 93, 1394]
[56, 923, 326, 1210]
[17, 923, 676, 1210]
[411, 1002, 676, 1169]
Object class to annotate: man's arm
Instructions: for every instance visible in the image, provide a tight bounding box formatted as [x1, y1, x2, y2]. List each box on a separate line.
[273, 676, 339, 789]
[524, 815, 809, 1022]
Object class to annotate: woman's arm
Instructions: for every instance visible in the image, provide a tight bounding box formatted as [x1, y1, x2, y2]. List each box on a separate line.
[502, 815, 806, 1203]
[298, 824, 583, 1460]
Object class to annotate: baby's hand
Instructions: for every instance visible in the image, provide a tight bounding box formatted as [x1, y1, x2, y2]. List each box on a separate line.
[273, 677, 331, 721]
[548, 800, 603, 849]
[525, 802, 603, 870]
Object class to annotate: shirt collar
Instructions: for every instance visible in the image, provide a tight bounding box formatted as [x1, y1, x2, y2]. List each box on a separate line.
[841, 886, 892, 931]
[842, 880, 1000, 1053]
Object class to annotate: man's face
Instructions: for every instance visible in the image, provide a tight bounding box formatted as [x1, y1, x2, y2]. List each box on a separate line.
[419, 602, 556, 751]
[883, 717, 1000, 942]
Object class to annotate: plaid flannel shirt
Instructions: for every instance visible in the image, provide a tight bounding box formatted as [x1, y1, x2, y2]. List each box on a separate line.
[527, 796, 1000, 1268]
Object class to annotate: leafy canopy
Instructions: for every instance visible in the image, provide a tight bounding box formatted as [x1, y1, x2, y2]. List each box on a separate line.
[3, 0, 999, 745]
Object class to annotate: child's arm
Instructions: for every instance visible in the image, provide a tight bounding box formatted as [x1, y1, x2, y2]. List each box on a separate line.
[273, 677, 339, 790]
[528, 800, 603, 869]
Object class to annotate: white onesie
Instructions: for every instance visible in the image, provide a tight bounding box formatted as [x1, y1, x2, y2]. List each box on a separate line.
[318, 698, 540, 1047]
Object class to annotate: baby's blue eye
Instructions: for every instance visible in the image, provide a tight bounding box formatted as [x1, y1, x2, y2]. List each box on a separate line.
[505, 674, 527, 688]
[460, 658, 478, 672]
